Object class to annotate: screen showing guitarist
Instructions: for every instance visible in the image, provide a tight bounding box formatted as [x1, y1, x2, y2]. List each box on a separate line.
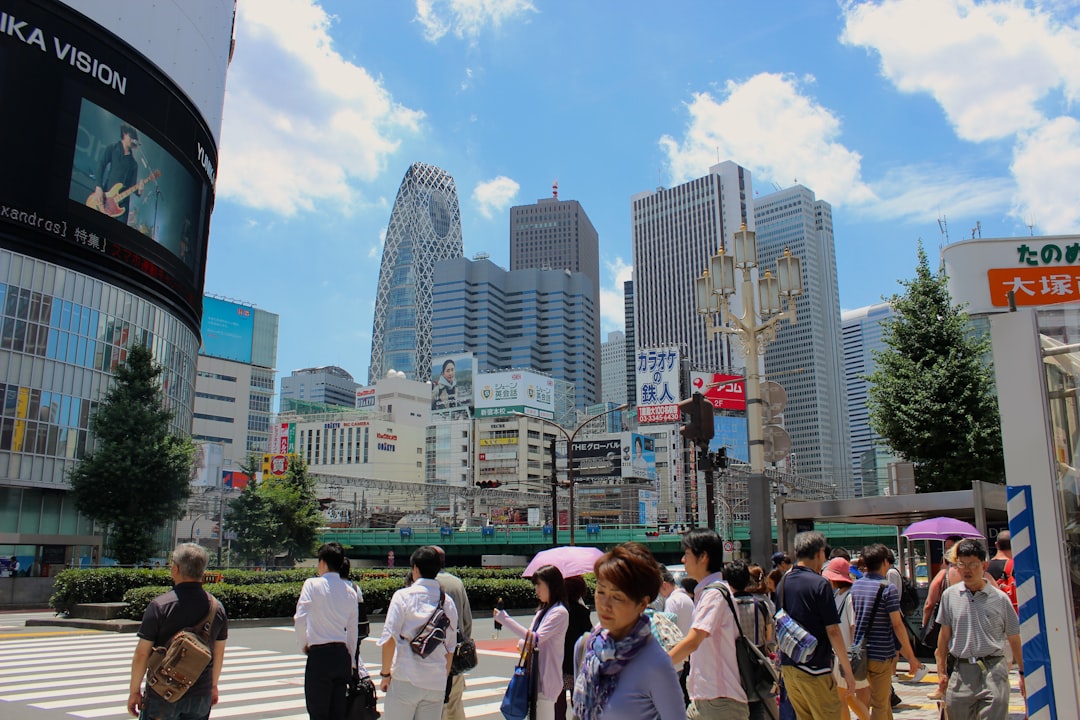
[89, 123, 154, 221]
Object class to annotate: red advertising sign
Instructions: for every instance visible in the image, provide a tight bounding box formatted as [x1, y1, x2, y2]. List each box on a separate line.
[691, 372, 747, 411]
[269, 454, 288, 476]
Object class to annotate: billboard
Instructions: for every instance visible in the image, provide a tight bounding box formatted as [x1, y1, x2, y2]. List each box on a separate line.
[431, 352, 474, 420]
[200, 296, 254, 363]
[0, 0, 220, 333]
[710, 414, 749, 461]
[191, 441, 223, 487]
[572, 438, 622, 479]
[355, 386, 377, 409]
[622, 432, 657, 482]
[636, 347, 681, 424]
[475, 369, 555, 420]
[690, 371, 747, 411]
[638, 489, 658, 525]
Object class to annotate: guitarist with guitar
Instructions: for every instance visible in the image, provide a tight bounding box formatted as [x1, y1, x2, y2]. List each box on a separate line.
[88, 123, 159, 221]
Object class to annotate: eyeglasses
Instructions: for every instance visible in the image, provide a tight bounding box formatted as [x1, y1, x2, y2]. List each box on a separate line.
[956, 560, 984, 571]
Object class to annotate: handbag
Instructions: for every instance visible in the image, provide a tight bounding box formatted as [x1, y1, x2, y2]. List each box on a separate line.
[710, 582, 779, 716]
[451, 638, 478, 674]
[773, 575, 819, 664]
[500, 643, 532, 720]
[346, 629, 379, 720]
[848, 584, 885, 682]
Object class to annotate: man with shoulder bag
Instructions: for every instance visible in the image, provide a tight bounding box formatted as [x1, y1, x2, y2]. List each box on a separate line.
[127, 543, 228, 720]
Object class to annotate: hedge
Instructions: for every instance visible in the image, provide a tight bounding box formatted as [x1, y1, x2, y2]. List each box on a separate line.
[52, 567, 553, 619]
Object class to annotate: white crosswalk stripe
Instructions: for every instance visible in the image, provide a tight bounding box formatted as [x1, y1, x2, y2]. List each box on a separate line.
[0, 633, 510, 719]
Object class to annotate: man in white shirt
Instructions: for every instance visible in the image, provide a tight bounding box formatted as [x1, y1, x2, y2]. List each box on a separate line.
[293, 542, 358, 720]
[379, 546, 459, 720]
[664, 572, 696, 635]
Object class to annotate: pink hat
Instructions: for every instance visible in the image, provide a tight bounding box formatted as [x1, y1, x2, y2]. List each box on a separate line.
[822, 558, 853, 584]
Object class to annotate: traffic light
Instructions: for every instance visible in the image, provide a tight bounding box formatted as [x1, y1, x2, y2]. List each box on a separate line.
[679, 395, 700, 443]
[716, 447, 728, 469]
[475, 480, 502, 489]
[697, 394, 715, 443]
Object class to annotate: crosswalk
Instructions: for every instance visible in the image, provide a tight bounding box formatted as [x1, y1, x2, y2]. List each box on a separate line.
[0, 632, 511, 719]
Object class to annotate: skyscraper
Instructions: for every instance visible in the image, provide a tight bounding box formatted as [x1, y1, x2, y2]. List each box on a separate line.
[369, 162, 463, 383]
[601, 331, 628, 406]
[431, 256, 598, 407]
[631, 162, 754, 379]
[842, 302, 896, 496]
[754, 185, 852, 494]
[510, 193, 601, 401]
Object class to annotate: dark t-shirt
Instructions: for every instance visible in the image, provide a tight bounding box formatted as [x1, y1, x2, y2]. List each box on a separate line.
[562, 600, 593, 675]
[95, 141, 138, 210]
[138, 582, 228, 695]
[777, 566, 839, 673]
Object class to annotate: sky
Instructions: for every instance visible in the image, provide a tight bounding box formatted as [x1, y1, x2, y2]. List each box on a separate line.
[204, 0, 1080, 390]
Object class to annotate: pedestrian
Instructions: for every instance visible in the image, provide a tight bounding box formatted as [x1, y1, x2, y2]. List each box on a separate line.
[934, 539, 1023, 720]
[495, 564, 570, 720]
[776, 530, 855, 720]
[556, 576, 593, 719]
[664, 569, 696, 636]
[987, 531, 1012, 581]
[126, 543, 228, 720]
[724, 560, 776, 720]
[572, 543, 684, 719]
[849, 544, 923, 719]
[431, 546, 473, 720]
[493, 596, 505, 639]
[379, 546, 459, 720]
[822, 558, 869, 720]
[668, 528, 748, 719]
[650, 565, 679, 612]
[8, 555, 18, 577]
[294, 542, 360, 720]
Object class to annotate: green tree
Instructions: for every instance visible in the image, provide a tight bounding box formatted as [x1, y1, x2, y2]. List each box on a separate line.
[223, 455, 276, 565]
[69, 344, 195, 564]
[867, 245, 1005, 492]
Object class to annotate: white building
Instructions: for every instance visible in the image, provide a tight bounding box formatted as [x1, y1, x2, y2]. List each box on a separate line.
[601, 331, 628, 406]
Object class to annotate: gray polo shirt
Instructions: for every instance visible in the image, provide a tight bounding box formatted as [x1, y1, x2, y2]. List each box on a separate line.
[936, 581, 1019, 660]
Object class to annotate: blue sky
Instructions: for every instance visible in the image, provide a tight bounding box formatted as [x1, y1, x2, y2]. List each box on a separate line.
[205, 0, 1080, 387]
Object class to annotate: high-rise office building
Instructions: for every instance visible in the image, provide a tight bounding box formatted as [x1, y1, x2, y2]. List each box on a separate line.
[601, 331, 628, 406]
[0, 1, 234, 567]
[754, 185, 852, 494]
[431, 256, 598, 407]
[369, 162, 463, 383]
[631, 162, 754, 379]
[842, 302, 896, 496]
[623, 280, 637, 408]
[510, 194, 601, 400]
[281, 366, 360, 409]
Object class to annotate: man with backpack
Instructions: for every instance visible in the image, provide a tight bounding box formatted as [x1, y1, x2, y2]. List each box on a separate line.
[127, 543, 228, 720]
[724, 560, 775, 720]
[379, 546, 459, 720]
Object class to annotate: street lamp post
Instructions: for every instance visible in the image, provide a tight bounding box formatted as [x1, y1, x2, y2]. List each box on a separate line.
[696, 223, 803, 567]
[516, 403, 629, 546]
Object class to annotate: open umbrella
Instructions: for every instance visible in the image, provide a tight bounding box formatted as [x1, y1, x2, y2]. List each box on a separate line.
[522, 546, 604, 579]
[902, 517, 983, 541]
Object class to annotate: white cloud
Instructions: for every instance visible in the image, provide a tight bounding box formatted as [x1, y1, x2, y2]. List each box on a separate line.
[1011, 117, 1080, 233]
[217, 1, 424, 216]
[599, 257, 633, 332]
[862, 164, 1014, 226]
[415, 0, 536, 43]
[659, 73, 877, 207]
[841, 0, 1080, 142]
[472, 176, 520, 219]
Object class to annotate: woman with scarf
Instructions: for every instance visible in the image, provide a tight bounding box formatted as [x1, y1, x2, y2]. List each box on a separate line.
[572, 544, 684, 720]
[495, 564, 570, 720]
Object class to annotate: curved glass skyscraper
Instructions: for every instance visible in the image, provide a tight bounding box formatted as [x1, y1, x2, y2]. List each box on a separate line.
[369, 163, 463, 383]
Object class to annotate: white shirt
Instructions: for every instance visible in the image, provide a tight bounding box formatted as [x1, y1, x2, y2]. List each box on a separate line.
[665, 588, 696, 635]
[379, 578, 458, 692]
[294, 572, 359, 661]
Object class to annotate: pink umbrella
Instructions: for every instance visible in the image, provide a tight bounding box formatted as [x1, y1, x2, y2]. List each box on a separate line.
[522, 546, 604, 578]
[902, 517, 983, 541]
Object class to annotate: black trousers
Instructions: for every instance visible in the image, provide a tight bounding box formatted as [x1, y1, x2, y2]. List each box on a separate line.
[304, 643, 351, 720]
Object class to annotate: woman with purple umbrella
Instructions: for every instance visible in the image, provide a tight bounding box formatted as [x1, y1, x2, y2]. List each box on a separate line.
[495, 564, 569, 720]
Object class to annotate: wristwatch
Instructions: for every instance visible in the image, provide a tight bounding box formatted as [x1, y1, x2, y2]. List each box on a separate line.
[379, 672, 392, 678]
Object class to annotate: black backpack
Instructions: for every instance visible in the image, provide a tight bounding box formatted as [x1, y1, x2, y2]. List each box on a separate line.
[899, 574, 920, 616]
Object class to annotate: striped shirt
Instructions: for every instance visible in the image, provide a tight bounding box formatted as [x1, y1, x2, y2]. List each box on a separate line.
[851, 574, 901, 660]
[936, 581, 1020, 660]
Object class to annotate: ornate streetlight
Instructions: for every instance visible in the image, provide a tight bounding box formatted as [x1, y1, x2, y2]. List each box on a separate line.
[696, 223, 803, 566]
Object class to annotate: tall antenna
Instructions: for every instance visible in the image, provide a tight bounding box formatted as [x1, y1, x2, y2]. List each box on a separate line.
[937, 214, 949, 247]
[970, 221, 981, 239]
[1027, 216, 1036, 236]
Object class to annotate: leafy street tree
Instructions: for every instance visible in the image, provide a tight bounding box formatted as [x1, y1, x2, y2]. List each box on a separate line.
[867, 245, 1005, 492]
[223, 454, 321, 565]
[69, 344, 195, 564]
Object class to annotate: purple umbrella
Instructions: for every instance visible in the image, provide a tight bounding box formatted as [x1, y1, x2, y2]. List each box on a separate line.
[522, 546, 604, 579]
[902, 517, 983, 541]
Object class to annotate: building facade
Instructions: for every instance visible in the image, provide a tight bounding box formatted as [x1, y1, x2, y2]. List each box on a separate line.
[624, 279, 637, 407]
[754, 185, 852, 495]
[510, 195, 601, 402]
[631, 162, 755, 382]
[431, 256, 598, 408]
[281, 366, 360, 409]
[600, 331, 628, 406]
[369, 162, 464, 383]
[0, 0, 235, 568]
[841, 302, 896, 497]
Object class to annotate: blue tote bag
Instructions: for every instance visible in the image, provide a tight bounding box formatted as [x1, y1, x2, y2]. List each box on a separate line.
[500, 643, 533, 720]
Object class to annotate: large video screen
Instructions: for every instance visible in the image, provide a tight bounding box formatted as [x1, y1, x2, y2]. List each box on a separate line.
[0, 0, 217, 332]
[200, 296, 255, 363]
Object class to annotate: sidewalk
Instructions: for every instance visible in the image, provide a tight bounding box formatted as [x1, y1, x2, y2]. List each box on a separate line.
[890, 663, 1028, 719]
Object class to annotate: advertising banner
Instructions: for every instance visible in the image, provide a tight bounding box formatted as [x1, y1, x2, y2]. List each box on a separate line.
[622, 432, 657, 481]
[690, 371, 747, 411]
[638, 489, 658, 525]
[475, 369, 555, 420]
[636, 347, 681, 424]
[191, 441, 224, 487]
[572, 437, 622, 480]
[200, 296, 254, 363]
[355, 386, 377, 409]
[431, 352, 474, 420]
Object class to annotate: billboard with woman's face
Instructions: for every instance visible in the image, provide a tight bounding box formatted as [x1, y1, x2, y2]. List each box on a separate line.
[431, 352, 474, 420]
